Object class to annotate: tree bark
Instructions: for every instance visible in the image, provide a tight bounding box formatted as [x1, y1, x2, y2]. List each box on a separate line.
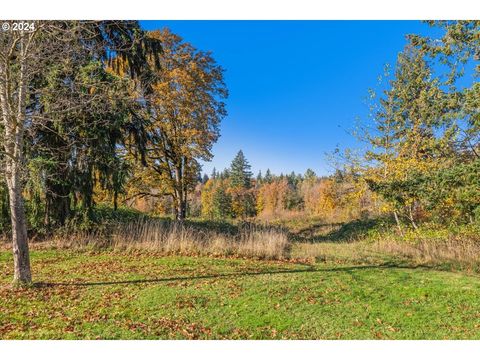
[408, 205, 419, 230]
[6, 162, 31, 284]
[174, 166, 186, 221]
[113, 190, 118, 211]
[174, 192, 186, 221]
[0, 32, 33, 284]
[175, 199, 186, 221]
[393, 210, 404, 236]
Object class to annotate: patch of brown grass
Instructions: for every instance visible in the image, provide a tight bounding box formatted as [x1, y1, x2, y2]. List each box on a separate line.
[51, 219, 290, 260]
[293, 237, 480, 271]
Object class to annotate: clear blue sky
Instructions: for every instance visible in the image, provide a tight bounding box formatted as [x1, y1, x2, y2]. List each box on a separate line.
[140, 21, 438, 177]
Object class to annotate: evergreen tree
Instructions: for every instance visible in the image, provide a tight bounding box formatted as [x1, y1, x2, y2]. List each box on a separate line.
[264, 169, 273, 183]
[304, 169, 317, 183]
[256, 170, 263, 186]
[219, 168, 230, 180]
[212, 181, 232, 219]
[364, 45, 449, 228]
[211, 167, 218, 179]
[229, 150, 252, 188]
[201, 174, 209, 184]
[287, 171, 299, 187]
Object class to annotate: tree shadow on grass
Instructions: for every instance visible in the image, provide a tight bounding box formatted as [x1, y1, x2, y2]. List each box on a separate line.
[296, 217, 396, 243]
[34, 262, 432, 288]
[292, 222, 344, 242]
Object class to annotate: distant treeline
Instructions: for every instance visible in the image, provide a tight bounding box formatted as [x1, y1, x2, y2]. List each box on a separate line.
[130, 150, 379, 224]
[1, 21, 479, 237]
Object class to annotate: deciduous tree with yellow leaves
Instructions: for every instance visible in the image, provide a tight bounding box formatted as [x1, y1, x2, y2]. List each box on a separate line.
[137, 29, 228, 220]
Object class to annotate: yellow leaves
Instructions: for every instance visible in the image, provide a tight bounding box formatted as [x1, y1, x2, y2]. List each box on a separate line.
[317, 179, 337, 212]
[200, 179, 216, 219]
[201, 178, 229, 219]
[105, 56, 129, 78]
[130, 29, 226, 216]
[256, 179, 290, 215]
[301, 179, 337, 217]
[380, 202, 394, 214]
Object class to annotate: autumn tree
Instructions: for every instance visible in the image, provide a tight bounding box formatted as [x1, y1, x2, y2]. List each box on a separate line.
[139, 29, 227, 220]
[256, 177, 297, 216]
[200, 179, 215, 219]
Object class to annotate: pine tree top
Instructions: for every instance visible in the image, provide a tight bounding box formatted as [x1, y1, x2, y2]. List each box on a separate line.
[230, 150, 253, 188]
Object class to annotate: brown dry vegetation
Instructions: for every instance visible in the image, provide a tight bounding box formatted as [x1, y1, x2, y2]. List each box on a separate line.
[45, 219, 290, 260]
[2, 215, 478, 272]
[292, 223, 480, 271]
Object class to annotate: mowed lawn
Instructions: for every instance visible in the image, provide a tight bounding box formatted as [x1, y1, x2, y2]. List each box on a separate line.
[1, 249, 480, 339]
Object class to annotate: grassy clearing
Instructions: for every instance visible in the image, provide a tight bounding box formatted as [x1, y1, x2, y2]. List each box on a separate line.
[2, 216, 480, 339]
[2, 249, 480, 339]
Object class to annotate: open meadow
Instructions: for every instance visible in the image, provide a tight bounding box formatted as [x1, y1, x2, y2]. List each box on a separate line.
[2, 217, 480, 340]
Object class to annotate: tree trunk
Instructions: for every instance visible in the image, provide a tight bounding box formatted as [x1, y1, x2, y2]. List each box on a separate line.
[174, 166, 186, 221]
[182, 187, 188, 219]
[174, 191, 186, 221]
[393, 210, 404, 236]
[6, 163, 32, 284]
[175, 199, 186, 221]
[0, 32, 33, 285]
[113, 190, 118, 211]
[408, 205, 419, 230]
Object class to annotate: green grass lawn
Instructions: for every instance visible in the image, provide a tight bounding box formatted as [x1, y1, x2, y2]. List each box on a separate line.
[1, 249, 480, 339]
